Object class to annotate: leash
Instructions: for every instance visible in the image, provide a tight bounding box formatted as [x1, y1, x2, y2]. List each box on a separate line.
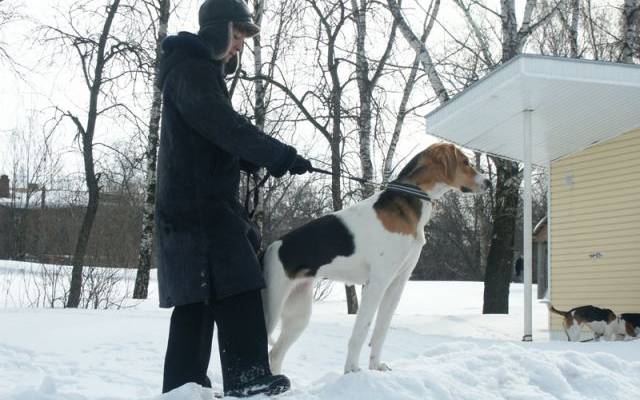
[244, 164, 432, 217]
[309, 166, 432, 202]
[244, 172, 271, 219]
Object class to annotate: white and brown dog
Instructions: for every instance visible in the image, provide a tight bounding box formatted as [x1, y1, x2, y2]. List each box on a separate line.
[549, 304, 618, 341]
[262, 143, 490, 374]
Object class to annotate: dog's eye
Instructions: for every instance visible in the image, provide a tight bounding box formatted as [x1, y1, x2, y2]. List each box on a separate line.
[463, 159, 470, 166]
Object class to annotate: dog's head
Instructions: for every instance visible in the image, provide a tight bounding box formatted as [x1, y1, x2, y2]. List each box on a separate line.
[398, 143, 491, 194]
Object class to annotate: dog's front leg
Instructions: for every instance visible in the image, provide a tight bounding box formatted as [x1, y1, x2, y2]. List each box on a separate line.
[368, 269, 412, 372]
[344, 279, 387, 374]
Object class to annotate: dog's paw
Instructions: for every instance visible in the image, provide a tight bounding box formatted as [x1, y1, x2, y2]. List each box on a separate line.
[344, 363, 361, 374]
[370, 362, 392, 372]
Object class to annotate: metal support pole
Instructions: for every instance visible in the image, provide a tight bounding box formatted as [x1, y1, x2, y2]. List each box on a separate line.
[523, 110, 533, 342]
[546, 164, 552, 302]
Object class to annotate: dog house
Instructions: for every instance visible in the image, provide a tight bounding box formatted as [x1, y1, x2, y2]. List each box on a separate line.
[424, 54, 640, 340]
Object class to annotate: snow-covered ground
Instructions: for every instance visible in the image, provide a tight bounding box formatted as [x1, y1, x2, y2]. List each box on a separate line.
[1, 260, 639, 400]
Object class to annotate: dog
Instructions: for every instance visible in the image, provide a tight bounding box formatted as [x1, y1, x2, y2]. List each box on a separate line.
[617, 313, 640, 339]
[549, 304, 618, 341]
[261, 143, 490, 374]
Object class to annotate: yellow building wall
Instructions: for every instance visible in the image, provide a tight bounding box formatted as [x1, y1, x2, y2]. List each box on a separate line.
[550, 128, 640, 334]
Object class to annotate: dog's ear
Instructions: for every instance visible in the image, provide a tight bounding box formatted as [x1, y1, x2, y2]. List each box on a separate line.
[431, 143, 457, 182]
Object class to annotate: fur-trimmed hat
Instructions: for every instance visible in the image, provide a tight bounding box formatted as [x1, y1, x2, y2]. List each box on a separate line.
[198, 0, 259, 72]
[199, 0, 259, 37]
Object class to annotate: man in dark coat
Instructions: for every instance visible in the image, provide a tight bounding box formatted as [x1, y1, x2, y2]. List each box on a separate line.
[155, 0, 312, 396]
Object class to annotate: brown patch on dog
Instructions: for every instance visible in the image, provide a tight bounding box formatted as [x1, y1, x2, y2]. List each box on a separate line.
[374, 195, 421, 237]
[625, 322, 636, 337]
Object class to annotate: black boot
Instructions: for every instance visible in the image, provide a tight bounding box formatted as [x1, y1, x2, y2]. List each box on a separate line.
[224, 374, 290, 397]
[213, 290, 290, 397]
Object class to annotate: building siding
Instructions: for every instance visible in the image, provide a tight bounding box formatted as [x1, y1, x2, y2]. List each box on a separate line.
[550, 128, 640, 334]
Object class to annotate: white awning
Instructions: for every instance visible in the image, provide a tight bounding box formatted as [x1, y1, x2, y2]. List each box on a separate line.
[426, 54, 640, 166]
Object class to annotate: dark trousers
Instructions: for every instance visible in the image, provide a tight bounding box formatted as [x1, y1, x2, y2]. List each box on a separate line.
[162, 289, 271, 393]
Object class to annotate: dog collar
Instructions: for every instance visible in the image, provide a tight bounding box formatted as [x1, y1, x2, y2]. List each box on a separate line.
[385, 182, 432, 202]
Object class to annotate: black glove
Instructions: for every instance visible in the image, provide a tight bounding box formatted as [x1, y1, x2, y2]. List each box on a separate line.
[288, 155, 313, 175]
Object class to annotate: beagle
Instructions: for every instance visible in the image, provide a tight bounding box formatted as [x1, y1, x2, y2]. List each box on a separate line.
[549, 304, 618, 341]
[262, 143, 490, 374]
[617, 313, 640, 339]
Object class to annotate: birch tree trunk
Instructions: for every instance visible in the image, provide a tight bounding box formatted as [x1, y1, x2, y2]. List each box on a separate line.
[382, 1, 439, 182]
[453, 0, 495, 67]
[250, 0, 267, 234]
[133, 0, 171, 299]
[621, 0, 638, 63]
[352, 0, 375, 198]
[568, 0, 580, 58]
[584, 0, 600, 60]
[386, 0, 449, 103]
[382, 54, 419, 184]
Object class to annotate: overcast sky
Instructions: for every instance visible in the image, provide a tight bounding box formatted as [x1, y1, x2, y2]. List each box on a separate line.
[0, 0, 535, 185]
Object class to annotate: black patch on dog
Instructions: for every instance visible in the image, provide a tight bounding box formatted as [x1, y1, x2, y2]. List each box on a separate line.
[278, 215, 355, 278]
[373, 186, 423, 224]
[396, 154, 421, 180]
[572, 305, 616, 322]
[621, 313, 640, 327]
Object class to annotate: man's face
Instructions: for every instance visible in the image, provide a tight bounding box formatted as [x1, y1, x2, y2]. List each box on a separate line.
[223, 27, 246, 63]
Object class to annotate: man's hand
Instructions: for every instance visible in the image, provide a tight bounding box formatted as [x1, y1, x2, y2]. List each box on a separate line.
[288, 155, 313, 175]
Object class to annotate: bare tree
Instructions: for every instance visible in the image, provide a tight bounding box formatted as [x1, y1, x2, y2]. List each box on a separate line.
[42, 0, 146, 307]
[133, 0, 172, 299]
[242, 0, 361, 313]
[382, 1, 440, 183]
[387, 0, 556, 313]
[483, 0, 555, 314]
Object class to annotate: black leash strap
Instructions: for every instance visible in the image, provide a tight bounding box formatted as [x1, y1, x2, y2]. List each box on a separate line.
[309, 167, 370, 184]
[309, 167, 431, 202]
[244, 165, 431, 219]
[244, 172, 271, 219]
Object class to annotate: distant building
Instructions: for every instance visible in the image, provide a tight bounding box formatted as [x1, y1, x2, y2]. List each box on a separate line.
[0, 175, 9, 198]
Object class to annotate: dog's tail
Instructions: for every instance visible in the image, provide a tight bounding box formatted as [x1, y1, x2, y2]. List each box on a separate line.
[548, 303, 569, 317]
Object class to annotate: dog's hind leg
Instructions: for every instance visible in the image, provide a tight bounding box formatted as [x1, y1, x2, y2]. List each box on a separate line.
[262, 243, 293, 340]
[269, 280, 313, 374]
[368, 267, 413, 371]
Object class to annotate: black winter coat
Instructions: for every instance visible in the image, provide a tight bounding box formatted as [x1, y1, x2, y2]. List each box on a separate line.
[155, 32, 297, 308]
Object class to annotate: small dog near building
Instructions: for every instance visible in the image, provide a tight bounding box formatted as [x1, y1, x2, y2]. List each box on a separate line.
[549, 304, 618, 341]
[617, 313, 640, 339]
